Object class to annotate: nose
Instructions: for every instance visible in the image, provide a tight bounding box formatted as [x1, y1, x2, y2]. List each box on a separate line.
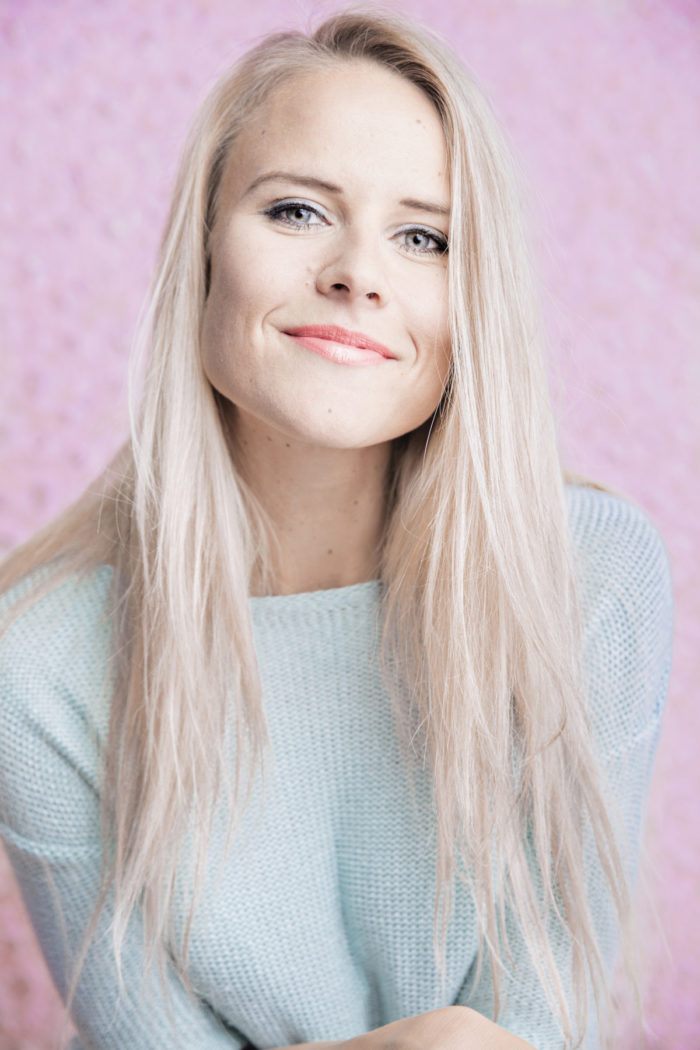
[315, 229, 389, 305]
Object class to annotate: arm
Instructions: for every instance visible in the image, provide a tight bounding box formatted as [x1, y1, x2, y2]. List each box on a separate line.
[1, 830, 245, 1050]
[266, 1007, 536, 1050]
[454, 492, 674, 1049]
[0, 573, 247, 1050]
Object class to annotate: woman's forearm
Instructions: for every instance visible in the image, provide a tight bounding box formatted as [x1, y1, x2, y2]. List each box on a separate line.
[262, 1009, 537, 1050]
[266, 1043, 343, 1050]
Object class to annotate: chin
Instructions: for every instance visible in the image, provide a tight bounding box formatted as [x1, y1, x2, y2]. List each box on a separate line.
[294, 428, 383, 451]
[277, 414, 389, 450]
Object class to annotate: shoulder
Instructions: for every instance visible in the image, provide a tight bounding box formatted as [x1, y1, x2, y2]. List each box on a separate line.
[566, 483, 672, 586]
[565, 483, 674, 650]
[0, 563, 115, 680]
[0, 561, 115, 641]
[564, 483, 674, 753]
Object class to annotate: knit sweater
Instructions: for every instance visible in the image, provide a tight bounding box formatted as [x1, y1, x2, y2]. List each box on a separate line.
[0, 485, 674, 1050]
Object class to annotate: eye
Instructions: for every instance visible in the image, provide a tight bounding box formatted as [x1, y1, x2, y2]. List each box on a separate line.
[263, 199, 328, 230]
[396, 225, 449, 256]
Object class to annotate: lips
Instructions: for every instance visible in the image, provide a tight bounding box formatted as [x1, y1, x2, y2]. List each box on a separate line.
[283, 325, 397, 360]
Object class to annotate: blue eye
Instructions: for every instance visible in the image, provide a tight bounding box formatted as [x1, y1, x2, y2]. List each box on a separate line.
[263, 200, 327, 229]
[397, 227, 448, 256]
[262, 200, 448, 257]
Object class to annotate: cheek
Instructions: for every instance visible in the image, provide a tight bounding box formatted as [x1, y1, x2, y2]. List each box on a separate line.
[201, 250, 258, 374]
[200, 284, 245, 403]
[404, 279, 451, 402]
[414, 356, 450, 425]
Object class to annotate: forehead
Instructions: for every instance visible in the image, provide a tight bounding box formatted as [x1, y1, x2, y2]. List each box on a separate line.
[218, 60, 450, 207]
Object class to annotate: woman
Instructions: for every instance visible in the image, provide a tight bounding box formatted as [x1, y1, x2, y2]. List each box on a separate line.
[0, 8, 673, 1050]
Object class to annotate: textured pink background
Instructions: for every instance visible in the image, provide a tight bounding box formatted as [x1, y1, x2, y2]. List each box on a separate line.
[0, 0, 698, 1047]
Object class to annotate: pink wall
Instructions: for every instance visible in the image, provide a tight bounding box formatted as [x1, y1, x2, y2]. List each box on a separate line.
[1, 0, 698, 1047]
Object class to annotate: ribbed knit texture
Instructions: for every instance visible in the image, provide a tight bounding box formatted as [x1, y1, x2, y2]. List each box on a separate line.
[0, 485, 674, 1050]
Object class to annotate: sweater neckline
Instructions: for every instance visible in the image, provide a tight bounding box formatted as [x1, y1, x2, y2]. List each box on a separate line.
[248, 578, 382, 614]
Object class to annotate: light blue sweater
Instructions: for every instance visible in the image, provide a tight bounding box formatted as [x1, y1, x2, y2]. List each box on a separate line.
[0, 485, 674, 1050]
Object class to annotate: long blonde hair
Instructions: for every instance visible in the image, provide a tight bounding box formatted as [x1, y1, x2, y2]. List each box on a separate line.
[1, 7, 634, 1046]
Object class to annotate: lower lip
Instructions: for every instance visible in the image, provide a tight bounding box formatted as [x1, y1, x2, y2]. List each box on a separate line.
[285, 333, 392, 367]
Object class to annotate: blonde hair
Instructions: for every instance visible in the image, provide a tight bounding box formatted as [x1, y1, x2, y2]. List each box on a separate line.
[0, 7, 635, 1047]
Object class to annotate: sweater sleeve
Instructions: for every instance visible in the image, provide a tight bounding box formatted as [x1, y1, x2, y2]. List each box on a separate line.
[453, 489, 674, 1049]
[0, 568, 247, 1050]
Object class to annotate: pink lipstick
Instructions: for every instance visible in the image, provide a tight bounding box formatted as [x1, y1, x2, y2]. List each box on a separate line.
[284, 325, 397, 367]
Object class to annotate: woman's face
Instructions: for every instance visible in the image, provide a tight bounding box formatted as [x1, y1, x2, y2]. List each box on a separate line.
[201, 59, 452, 450]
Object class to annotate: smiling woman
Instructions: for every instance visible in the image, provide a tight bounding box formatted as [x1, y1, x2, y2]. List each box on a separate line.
[200, 59, 452, 593]
[0, 7, 673, 1050]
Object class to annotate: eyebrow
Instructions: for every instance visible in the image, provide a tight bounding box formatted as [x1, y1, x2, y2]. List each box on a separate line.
[244, 170, 450, 218]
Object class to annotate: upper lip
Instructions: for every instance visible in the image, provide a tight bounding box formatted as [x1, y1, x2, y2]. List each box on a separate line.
[284, 324, 397, 359]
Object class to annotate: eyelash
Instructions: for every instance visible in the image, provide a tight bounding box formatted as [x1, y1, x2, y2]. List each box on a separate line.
[262, 199, 449, 257]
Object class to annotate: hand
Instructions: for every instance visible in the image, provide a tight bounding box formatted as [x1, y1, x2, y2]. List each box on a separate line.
[336, 1006, 536, 1050]
[266, 1007, 537, 1050]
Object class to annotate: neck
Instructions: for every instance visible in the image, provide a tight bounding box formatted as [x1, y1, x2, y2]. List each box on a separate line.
[229, 410, 393, 596]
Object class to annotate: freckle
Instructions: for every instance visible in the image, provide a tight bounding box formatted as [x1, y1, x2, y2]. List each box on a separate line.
[327, 548, 333, 555]
[266, 435, 272, 442]
[327, 408, 332, 414]
[353, 499, 358, 506]
[285, 443, 290, 448]
[11, 975, 29, 1000]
